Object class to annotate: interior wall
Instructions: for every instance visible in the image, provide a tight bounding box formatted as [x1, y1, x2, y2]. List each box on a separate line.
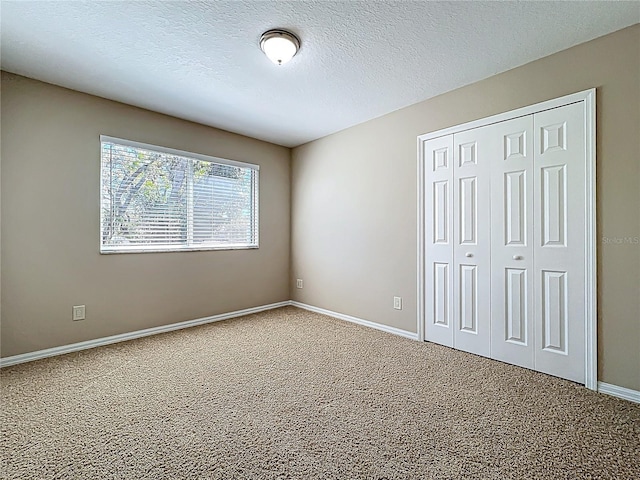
[1, 72, 291, 358]
[291, 25, 640, 391]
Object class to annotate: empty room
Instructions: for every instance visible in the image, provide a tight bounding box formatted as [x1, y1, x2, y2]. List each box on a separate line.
[1, 1, 639, 479]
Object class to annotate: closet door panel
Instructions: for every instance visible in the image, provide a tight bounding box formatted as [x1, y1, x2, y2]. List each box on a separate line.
[490, 116, 535, 369]
[534, 102, 586, 383]
[453, 129, 491, 357]
[424, 135, 455, 347]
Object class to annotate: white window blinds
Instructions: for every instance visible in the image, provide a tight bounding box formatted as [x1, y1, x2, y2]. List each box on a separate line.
[100, 136, 259, 253]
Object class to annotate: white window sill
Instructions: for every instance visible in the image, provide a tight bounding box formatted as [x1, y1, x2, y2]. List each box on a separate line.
[100, 244, 259, 254]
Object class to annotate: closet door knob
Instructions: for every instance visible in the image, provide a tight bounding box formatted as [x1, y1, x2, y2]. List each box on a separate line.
[465, 252, 473, 258]
[513, 255, 523, 260]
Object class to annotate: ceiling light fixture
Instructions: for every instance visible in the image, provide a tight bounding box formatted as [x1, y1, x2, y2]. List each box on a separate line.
[260, 29, 300, 66]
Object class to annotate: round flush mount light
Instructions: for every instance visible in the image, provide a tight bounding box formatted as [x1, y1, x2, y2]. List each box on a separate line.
[260, 29, 300, 65]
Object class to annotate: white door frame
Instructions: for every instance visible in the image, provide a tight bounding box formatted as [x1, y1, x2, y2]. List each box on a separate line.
[416, 89, 597, 390]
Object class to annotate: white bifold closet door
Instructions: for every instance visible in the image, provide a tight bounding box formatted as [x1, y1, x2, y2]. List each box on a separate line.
[424, 101, 587, 384]
[533, 102, 586, 383]
[452, 128, 491, 357]
[490, 115, 535, 370]
[424, 126, 492, 357]
[489, 103, 586, 382]
[424, 135, 454, 347]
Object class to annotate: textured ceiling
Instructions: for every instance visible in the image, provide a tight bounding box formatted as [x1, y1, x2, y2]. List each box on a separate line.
[2, 1, 639, 147]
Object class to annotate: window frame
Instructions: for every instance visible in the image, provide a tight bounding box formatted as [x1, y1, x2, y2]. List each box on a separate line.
[99, 135, 260, 254]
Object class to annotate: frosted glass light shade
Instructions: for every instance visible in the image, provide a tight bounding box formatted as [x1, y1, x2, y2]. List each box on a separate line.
[260, 30, 300, 65]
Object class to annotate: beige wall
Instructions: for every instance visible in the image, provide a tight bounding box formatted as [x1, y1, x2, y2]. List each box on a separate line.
[291, 25, 640, 391]
[1, 72, 291, 357]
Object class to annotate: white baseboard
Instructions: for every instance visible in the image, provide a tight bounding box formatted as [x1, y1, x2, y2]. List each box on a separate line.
[4, 300, 636, 405]
[0, 301, 290, 368]
[289, 301, 418, 341]
[597, 382, 640, 404]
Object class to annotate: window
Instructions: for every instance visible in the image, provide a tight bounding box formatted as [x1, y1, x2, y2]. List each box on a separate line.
[100, 136, 259, 253]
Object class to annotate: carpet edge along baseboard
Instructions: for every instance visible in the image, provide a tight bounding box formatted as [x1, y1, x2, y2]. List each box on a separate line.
[2, 301, 638, 405]
[0, 301, 291, 367]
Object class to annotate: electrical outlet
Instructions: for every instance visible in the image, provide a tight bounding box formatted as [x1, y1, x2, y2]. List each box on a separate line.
[296, 279, 303, 289]
[393, 296, 402, 310]
[72, 305, 86, 321]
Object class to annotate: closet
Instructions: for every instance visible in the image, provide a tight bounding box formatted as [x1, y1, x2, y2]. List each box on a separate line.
[418, 91, 596, 386]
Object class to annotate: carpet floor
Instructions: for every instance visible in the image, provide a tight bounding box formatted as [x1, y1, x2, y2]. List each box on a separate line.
[1, 306, 639, 479]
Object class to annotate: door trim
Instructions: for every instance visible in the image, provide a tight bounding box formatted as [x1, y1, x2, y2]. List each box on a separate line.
[417, 89, 597, 390]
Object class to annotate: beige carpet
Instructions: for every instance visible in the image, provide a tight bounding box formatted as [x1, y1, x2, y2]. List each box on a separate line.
[1, 306, 639, 479]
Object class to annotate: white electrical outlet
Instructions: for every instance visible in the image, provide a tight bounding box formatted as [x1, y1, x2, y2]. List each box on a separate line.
[296, 279, 303, 289]
[72, 305, 86, 321]
[393, 296, 402, 310]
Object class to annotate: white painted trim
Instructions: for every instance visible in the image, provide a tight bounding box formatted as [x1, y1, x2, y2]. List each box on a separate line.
[598, 382, 640, 404]
[417, 89, 593, 142]
[416, 89, 598, 390]
[0, 301, 290, 367]
[417, 136, 426, 342]
[290, 301, 419, 341]
[584, 90, 598, 391]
